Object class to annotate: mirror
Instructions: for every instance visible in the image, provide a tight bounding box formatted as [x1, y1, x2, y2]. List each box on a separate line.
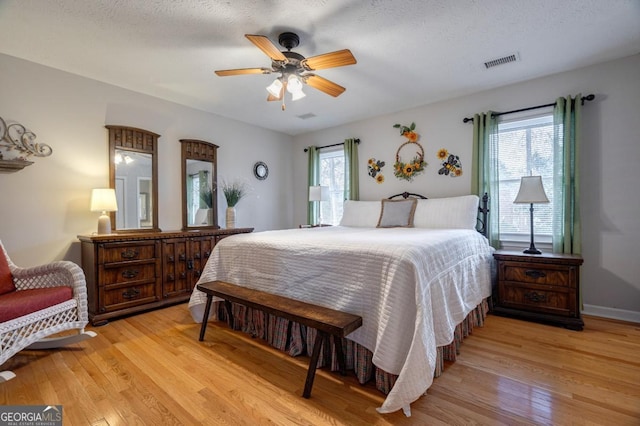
[107, 125, 160, 232]
[180, 139, 218, 230]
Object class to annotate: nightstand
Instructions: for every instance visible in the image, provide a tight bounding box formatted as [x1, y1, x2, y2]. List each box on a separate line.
[493, 250, 584, 330]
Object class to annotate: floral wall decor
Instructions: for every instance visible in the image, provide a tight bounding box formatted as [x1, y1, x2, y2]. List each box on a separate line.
[367, 158, 385, 184]
[392, 122, 427, 181]
[437, 148, 463, 177]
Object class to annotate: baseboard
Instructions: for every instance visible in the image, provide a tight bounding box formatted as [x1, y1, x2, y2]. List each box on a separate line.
[582, 304, 640, 324]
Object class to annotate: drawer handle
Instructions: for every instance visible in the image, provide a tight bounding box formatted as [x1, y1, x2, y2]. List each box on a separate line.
[122, 269, 139, 279]
[525, 270, 546, 279]
[180, 272, 186, 279]
[187, 259, 194, 270]
[524, 291, 547, 303]
[204, 250, 211, 257]
[167, 255, 175, 262]
[122, 287, 140, 299]
[194, 270, 201, 277]
[121, 249, 139, 259]
[179, 253, 186, 261]
[194, 252, 201, 259]
[167, 274, 174, 281]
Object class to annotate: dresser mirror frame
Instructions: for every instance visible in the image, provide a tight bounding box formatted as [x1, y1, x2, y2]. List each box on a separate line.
[180, 139, 219, 230]
[107, 125, 160, 233]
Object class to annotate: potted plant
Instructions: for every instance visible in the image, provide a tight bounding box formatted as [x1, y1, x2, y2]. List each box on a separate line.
[221, 179, 247, 228]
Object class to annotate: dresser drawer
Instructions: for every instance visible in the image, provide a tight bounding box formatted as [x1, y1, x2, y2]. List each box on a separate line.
[100, 242, 158, 264]
[502, 263, 573, 287]
[101, 263, 157, 286]
[101, 282, 159, 311]
[499, 283, 573, 316]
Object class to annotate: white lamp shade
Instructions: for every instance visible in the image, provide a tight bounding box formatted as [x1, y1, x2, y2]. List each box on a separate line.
[291, 89, 306, 101]
[266, 78, 283, 97]
[287, 75, 303, 93]
[513, 176, 549, 204]
[309, 185, 329, 202]
[90, 188, 118, 212]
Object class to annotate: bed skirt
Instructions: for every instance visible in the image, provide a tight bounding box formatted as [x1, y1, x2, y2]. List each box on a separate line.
[208, 298, 489, 395]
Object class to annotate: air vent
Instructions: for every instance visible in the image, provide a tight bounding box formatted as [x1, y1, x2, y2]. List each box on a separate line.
[484, 53, 519, 69]
[297, 113, 316, 120]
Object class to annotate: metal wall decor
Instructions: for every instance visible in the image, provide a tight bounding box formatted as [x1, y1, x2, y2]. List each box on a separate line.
[0, 116, 52, 172]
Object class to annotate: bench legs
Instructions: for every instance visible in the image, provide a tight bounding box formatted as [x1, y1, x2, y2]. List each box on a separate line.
[303, 331, 326, 398]
[198, 294, 213, 341]
[303, 333, 347, 398]
[199, 297, 348, 399]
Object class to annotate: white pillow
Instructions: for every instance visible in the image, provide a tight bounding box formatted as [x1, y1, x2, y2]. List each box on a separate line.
[339, 200, 382, 227]
[413, 195, 479, 229]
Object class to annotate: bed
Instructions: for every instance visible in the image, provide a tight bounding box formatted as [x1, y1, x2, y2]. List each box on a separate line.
[188, 194, 494, 416]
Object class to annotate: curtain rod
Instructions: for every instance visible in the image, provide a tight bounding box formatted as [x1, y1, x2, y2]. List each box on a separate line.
[462, 94, 595, 123]
[303, 138, 360, 152]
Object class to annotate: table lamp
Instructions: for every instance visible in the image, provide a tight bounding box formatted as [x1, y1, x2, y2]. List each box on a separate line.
[513, 176, 549, 254]
[309, 185, 329, 226]
[91, 188, 118, 234]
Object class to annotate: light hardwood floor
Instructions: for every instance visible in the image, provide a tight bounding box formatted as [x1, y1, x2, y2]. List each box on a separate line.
[1, 305, 639, 425]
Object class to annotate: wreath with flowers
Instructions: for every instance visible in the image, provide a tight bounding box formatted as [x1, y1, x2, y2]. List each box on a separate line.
[392, 122, 427, 181]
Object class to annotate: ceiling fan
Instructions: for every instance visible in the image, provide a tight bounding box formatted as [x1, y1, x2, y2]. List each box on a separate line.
[215, 32, 357, 109]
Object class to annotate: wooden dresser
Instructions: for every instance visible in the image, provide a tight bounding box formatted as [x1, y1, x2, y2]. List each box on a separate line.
[493, 250, 584, 330]
[78, 228, 253, 325]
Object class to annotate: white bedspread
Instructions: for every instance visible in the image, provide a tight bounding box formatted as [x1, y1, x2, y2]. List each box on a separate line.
[188, 226, 494, 414]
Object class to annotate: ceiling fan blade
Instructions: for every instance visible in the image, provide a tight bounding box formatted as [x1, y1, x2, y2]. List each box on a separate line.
[301, 49, 357, 71]
[215, 67, 271, 77]
[245, 34, 287, 61]
[304, 74, 346, 97]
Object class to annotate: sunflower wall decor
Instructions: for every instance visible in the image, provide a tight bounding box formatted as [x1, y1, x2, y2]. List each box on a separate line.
[392, 122, 427, 181]
[367, 158, 386, 184]
[436, 148, 463, 177]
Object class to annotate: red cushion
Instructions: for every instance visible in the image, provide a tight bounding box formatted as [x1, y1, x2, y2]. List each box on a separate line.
[0, 248, 15, 296]
[0, 286, 73, 322]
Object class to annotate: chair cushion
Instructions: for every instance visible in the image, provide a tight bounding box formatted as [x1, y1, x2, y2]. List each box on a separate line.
[0, 248, 15, 296]
[0, 286, 73, 322]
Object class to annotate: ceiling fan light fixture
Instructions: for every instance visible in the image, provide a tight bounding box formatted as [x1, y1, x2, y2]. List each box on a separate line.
[291, 90, 306, 101]
[286, 74, 303, 94]
[266, 78, 283, 97]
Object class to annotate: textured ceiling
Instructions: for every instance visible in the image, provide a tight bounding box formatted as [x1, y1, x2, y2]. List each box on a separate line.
[0, 0, 638, 135]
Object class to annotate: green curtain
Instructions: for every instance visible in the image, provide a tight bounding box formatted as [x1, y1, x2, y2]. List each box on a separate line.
[306, 146, 319, 225]
[343, 138, 359, 201]
[471, 112, 500, 248]
[552, 95, 582, 254]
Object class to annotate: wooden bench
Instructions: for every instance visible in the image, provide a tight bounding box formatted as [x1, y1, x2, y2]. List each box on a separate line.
[196, 280, 363, 398]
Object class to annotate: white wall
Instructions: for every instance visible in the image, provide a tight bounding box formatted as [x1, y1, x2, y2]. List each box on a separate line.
[293, 54, 640, 321]
[0, 54, 293, 266]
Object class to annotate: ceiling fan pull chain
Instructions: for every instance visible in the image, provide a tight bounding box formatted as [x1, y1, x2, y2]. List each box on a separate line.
[282, 97, 286, 111]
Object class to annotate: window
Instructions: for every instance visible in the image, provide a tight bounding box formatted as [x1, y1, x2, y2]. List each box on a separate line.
[497, 111, 555, 245]
[318, 148, 345, 225]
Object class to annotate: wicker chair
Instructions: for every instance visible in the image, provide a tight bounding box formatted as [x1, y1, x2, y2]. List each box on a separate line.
[0, 240, 96, 382]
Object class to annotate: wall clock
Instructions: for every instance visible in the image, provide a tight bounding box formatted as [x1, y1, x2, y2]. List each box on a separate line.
[253, 161, 269, 180]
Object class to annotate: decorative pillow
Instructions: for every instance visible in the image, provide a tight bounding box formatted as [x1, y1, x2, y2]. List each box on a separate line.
[339, 200, 382, 227]
[0, 246, 16, 295]
[413, 195, 479, 229]
[377, 199, 417, 228]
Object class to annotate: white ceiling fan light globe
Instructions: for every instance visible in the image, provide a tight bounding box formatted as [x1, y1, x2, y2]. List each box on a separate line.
[286, 74, 303, 93]
[291, 90, 306, 101]
[266, 78, 283, 97]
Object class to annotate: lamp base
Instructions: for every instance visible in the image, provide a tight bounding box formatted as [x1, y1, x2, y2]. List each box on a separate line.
[97, 212, 112, 235]
[523, 248, 542, 255]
